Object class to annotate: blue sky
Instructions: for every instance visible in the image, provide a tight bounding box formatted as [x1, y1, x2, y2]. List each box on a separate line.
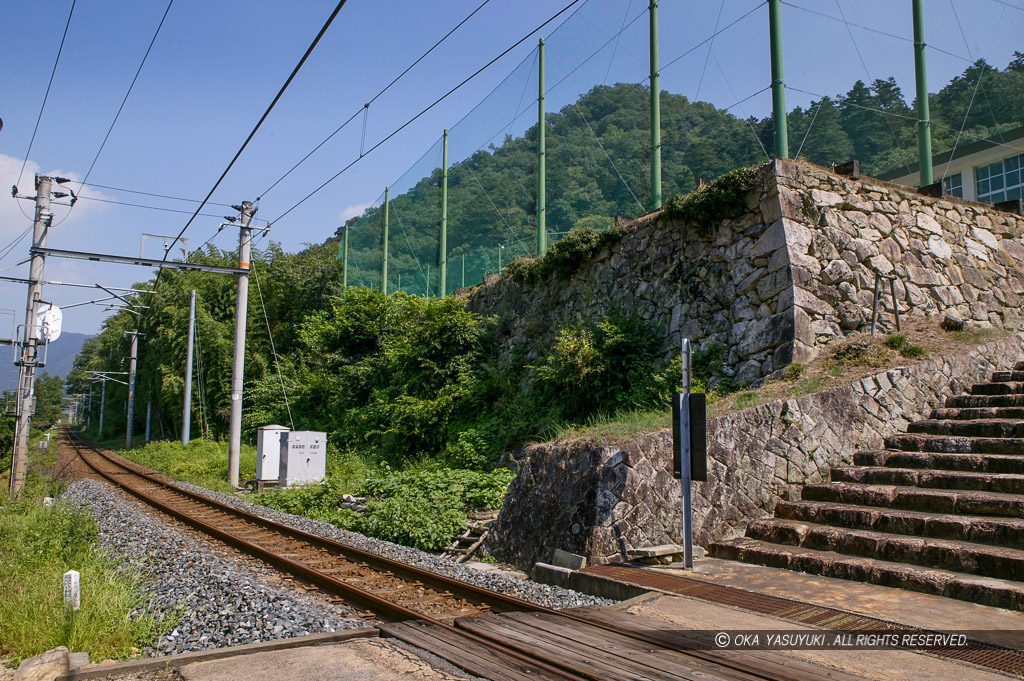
[1, 0, 1021, 334]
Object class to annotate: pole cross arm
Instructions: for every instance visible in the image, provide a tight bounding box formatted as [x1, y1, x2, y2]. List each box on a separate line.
[30, 247, 248, 275]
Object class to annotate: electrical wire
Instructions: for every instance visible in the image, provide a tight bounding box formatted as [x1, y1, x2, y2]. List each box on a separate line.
[249, 258, 294, 430]
[257, 0, 493, 201]
[76, 2, 174, 193]
[16, 0, 77, 193]
[74, 182, 235, 207]
[165, 0, 350, 259]
[269, 0, 585, 225]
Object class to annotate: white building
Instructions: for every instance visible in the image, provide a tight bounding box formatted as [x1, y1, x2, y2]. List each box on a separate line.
[878, 125, 1024, 204]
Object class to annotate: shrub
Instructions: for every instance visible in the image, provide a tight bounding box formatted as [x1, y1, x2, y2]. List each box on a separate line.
[664, 166, 758, 234]
[783, 363, 806, 380]
[884, 334, 926, 358]
[505, 224, 624, 284]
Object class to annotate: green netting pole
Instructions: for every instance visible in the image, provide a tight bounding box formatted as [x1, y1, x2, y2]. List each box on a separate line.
[537, 39, 547, 256]
[650, 0, 662, 210]
[768, 0, 789, 158]
[461, 254, 465, 289]
[382, 187, 389, 295]
[913, 0, 933, 186]
[426, 264, 431, 297]
[341, 226, 348, 290]
[440, 130, 449, 297]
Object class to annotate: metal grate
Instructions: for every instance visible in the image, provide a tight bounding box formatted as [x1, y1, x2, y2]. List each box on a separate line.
[582, 564, 1024, 677]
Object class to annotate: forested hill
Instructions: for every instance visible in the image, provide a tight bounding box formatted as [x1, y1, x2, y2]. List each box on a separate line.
[337, 54, 1024, 297]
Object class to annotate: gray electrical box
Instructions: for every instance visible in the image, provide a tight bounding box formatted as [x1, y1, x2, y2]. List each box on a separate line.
[256, 424, 290, 481]
[278, 430, 327, 487]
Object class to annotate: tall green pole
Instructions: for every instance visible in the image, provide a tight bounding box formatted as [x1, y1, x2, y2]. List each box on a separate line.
[381, 186, 389, 295]
[342, 226, 349, 290]
[913, 0, 933, 186]
[440, 130, 448, 297]
[461, 254, 465, 289]
[650, 0, 662, 210]
[768, 0, 789, 158]
[537, 39, 547, 256]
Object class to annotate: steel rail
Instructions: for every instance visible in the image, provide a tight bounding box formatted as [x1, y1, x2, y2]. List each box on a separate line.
[65, 428, 540, 616]
[65, 428, 820, 681]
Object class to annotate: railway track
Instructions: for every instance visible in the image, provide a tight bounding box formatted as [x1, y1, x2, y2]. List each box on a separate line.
[65, 428, 865, 681]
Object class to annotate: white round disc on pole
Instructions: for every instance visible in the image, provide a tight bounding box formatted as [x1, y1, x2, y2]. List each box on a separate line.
[37, 304, 63, 343]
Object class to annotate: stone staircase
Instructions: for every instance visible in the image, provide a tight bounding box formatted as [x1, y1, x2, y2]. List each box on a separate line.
[709, 362, 1024, 611]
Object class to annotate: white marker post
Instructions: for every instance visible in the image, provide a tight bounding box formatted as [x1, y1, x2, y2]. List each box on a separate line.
[63, 570, 80, 611]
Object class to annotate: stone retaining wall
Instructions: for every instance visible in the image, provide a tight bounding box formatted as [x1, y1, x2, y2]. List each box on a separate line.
[465, 159, 1024, 384]
[487, 334, 1024, 569]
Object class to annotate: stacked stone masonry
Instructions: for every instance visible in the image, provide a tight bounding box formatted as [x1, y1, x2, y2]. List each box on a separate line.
[488, 334, 1024, 569]
[465, 159, 1024, 384]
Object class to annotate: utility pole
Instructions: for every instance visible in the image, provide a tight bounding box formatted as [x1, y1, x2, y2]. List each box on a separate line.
[912, 0, 933, 186]
[227, 201, 253, 489]
[768, 0, 789, 158]
[537, 38, 547, 257]
[9, 175, 52, 496]
[125, 331, 142, 450]
[439, 130, 448, 297]
[182, 289, 195, 446]
[381, 188, 390, 295]
[649, 0, 662, 210]
[341, 227, 349, 291]
[99, 377, 107, 437]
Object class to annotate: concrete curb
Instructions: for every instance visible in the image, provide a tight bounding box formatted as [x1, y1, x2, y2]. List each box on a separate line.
[56, 627, 379, 680]
[532, 562, 649, 601]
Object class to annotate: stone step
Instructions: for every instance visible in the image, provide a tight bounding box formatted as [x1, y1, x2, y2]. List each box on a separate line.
[801, 481, 1024, 517]
[992, 370, 1024, 383]
[744, 518, 1024, 581]
[831, 466, 1024, 494]
[885, 433, 1024, 454]
[946, 394, 1024, 409]
[708, 537, 1024, 611]
[971, 381, 1024, 395]
[1015, 361, 1024, 371]
[907, 418, 1024, 438]
[854, 450, 1024, 474]
[930, 406, 1024, 420]
[775, 499, 1024, 546]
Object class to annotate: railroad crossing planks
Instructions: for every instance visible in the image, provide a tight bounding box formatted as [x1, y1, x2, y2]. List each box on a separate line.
[379, 611, 850, 681]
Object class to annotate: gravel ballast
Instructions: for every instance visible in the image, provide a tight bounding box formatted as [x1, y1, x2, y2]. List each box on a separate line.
[176, 480, 614, 610]
[62, 476, 613, 656]
[62, 478, 363, 656]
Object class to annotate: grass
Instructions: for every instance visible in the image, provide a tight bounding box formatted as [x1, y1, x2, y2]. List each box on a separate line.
[0, 476, 165, 664]
[113, 439, 257, 494]
[548, 319, 1013, 444]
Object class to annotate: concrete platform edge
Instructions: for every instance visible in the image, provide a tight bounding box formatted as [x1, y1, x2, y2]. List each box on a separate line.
[532, 562, 649, 601]
[55, 627, 379, 681]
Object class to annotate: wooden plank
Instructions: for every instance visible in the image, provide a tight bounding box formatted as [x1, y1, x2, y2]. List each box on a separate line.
[497, 612, 761, 681]
[378, 621, 577, 681]
[574, 608, 869, 681]
[458, 613, 730, 681]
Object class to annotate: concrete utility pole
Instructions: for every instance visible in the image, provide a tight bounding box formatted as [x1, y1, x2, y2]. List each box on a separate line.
[439, 130, 448, 297]
[768, 0, 789, 158]
[649, 0, 662, 210]
[227, 202, 254, 489]
[537, 38, 547, 257]
[87, 383, 93, 428]
[912, 0, 933, 186]
[125, 331, 141, 450]
[99, 377, 107, 436]
[182, 289, 196, 446]
[9, 175, 52, 496]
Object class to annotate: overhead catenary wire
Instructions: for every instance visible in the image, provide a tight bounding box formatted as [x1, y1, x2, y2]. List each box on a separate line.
[249, 257, 295, 431]
[269, 0, 585, 225]
[15, 0, 77, 194]
[256, 0, 492, 201]
[165, 0, 350, 259]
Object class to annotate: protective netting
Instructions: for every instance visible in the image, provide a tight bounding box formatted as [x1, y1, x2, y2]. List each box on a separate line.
[337, 0, 1024, 295]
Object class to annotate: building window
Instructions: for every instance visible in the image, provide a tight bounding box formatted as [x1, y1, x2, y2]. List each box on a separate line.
[976, 153, 1024, 203]
[943, 173, 963, 198]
